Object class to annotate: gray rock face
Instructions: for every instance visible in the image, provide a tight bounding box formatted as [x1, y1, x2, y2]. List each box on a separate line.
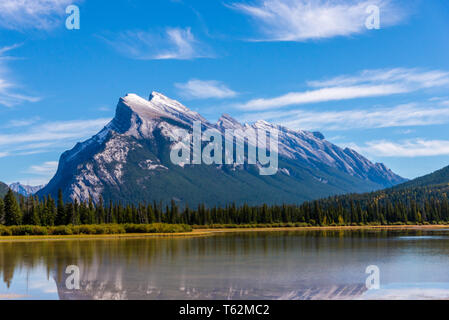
[9, 182, 45, 197]
[38, 92, 406, 206]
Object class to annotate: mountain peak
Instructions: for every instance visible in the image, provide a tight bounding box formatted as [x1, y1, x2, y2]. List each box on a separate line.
[9, 182, 45, 196]
[119, 92, 206, 125]
[38, 91, 406, 205]
[217, 113, 242, 129]
[148, 91, 189, 113]
[149, 90, 169, 100]
[253, 119, 277, 130]
[149, 91, 164, 99]
[120, 92, 189, 115]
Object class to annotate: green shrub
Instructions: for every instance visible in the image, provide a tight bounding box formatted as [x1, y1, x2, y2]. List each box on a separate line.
[9, 225, 48, 236]
[0, 223, 192, 237]
[125, 223, 192, 234]
[49, 226, 73, 235]
[0, 226, 12, 236]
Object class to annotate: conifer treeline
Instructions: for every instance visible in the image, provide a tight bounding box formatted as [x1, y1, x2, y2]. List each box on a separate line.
[0, 185, 448, 227]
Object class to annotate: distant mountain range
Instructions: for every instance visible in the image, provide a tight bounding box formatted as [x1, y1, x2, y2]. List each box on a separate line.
[37, 91, 406, 207]
[0, 181, 42, 198]
[9, 182, 45, 197]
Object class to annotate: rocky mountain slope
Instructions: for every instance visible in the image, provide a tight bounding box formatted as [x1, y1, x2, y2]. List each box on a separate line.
[37, 92, 406, 206]
[0, 181, 9, 198]
[9, 182, 45, 197]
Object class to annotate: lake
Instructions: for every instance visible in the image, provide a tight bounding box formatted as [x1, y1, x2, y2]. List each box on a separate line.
[1, 229, 449, 300]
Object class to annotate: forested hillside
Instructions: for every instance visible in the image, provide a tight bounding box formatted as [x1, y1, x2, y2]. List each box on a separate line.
[392, 165, 449, 189]
[0, 182, 9, 198]
[1, 164, 448, 228]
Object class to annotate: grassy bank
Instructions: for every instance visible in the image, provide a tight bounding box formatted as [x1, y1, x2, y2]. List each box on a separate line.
[0, 223, 192, 236]
[197, 224, 449, 233]
[0, 224, 449, 242]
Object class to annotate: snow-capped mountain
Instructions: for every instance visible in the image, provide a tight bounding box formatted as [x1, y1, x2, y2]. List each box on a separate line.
[38, 92, 406, 206]
[9, 182, 45, 197]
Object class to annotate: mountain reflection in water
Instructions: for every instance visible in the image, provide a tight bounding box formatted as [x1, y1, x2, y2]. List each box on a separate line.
[1, 230, 449, 300]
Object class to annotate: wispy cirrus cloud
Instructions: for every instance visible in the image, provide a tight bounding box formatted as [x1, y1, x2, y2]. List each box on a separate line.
[239, 84, 404, 110]
[228, 0, 406, 41]
[101, 27, 214, 60]
[28, 161, 58, 175]
[23, 161, 59, 185]
[0, 0, 81, 31]
[21, 161, 59, 186]
[308, 68, 449, 89]
[0, 118, 110, 157]
[241, 103, 449, 131]
[0, 44, 41, 107]
[175, 79, 237, 99]
[4, 117, 40, 128]
[237, 68, 449, 111]
[349, 139, 449, 157]
[0, 43, 23, 56]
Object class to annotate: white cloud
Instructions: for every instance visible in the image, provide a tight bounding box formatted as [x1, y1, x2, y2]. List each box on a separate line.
[241, 103, 449, 131]
[239, 84, 405, 110]
[237, 68, 449, 111]
[229, 0, 405, 41]
[4, 117, 40, 128]
[24, 161, 59, 184]
[350, 139, 449, 157]
[102, 27, 214, 60]
[0, 118, 110, 157]
[0, 45, 41, 107]
[0, 43, 22, 56]
[0, 0, 80, 31]
[175, 79, 237, 99]
[29, 161, 58, 174]
[308, 68, 449, 89]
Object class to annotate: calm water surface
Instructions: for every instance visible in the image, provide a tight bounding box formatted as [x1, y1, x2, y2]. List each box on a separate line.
[1, 229, 449, 300]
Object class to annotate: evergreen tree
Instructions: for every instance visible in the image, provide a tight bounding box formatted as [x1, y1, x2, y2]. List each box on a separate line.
[56, 189, 65, 225]
[96, 196, 105, 224]
[29, 198, 41, 225]
[0, 197, 4, 225]
[4, 189, 22, 226]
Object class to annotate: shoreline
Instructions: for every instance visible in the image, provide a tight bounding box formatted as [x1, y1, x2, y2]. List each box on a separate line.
[0, 231, 211, 243]
[199, 224, 449, 233]
[0, 224, 448, 242]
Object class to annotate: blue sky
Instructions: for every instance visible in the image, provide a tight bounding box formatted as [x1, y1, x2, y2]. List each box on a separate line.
[0, 0, 448, 185]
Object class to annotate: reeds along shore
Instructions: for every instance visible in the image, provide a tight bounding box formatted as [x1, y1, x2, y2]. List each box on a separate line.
[0, 223, 192, 236]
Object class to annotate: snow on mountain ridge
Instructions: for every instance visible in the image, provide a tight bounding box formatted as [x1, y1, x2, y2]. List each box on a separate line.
[217, 113, 244, 130]
[9, 182, 45, 196]
[112, 92, 402, 182]
[38, 91, 406, 204]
